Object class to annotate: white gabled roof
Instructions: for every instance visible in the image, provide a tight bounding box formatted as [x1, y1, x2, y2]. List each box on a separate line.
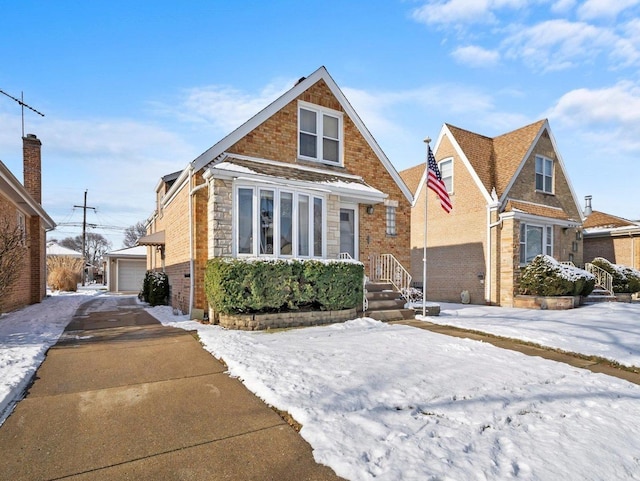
[46, 243, 83, 257]
[104, 245, 147, 258]
[189, 66, 412, 203]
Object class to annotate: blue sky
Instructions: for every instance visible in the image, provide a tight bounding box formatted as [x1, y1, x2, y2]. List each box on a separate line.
[1, 0, 639, 248]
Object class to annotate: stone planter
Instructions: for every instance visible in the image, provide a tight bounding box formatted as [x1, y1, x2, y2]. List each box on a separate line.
[615, 293, 633, 303]
[514, 295, 581, 310]
[218, 308, 358, 331]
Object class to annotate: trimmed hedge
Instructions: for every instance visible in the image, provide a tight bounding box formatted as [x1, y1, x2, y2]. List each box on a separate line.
[519, 255, 595, 297]
[139, 270, 170, 306]
[205, 258, 364, 314]
[591, 257, 640, 293]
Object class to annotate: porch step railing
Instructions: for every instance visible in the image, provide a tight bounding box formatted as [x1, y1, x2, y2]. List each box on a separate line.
[369, 253, 412, 301]
[585, 263, 613, 295]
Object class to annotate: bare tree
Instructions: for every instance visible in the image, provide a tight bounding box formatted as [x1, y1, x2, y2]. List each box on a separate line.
[0, 215, 26, 311]
[123, 221, 147, 248]
[85, 232, 111, 266]
[58, 233, 112, 266]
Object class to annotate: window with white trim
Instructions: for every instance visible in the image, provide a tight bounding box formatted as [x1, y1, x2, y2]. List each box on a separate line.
[535, 155, 553, 193]
[235, 186, 325, 258]
[520, 223, 553, 264]
[439, 158, 453, 193]
[298, 102, 342, 164]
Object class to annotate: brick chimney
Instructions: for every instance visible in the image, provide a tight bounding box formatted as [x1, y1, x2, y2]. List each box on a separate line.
[23, 133, 42, 204]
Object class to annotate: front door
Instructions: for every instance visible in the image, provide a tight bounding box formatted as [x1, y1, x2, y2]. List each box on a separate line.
[340, 207, 356, 259]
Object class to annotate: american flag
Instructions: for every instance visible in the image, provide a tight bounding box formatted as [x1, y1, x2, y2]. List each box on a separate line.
[426, 145, 452, 213]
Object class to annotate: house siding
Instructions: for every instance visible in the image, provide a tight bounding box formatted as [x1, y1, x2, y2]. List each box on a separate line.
[584, 235, 640, 270]
[0, 193, 40, 313]
[411, 135, 488, 304]
[224, 79, 411, 274]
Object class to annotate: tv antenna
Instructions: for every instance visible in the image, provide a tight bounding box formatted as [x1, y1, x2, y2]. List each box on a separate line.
[0, 88, 45, 137]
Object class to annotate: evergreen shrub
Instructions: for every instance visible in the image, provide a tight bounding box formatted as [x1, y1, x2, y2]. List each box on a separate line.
[591, 258, 640, 293]
[205, 258, 364, 315]
[519, 255, 595, 297]
[139, 270, 170, 306]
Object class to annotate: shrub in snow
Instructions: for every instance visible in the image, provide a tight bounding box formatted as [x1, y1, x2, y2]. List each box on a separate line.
[205, 258, 364, 314]
[519, 255, 595, 297]
[139, 271, 170, 306]
[591, 258, 640, 293]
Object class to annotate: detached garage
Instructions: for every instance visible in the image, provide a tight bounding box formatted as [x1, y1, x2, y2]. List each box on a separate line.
[104, 246, 147, 293]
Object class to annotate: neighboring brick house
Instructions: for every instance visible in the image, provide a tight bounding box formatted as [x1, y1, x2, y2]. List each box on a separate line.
[583, 201, 640, 270]
[400, 120, 584, 307]
[0, 134, 55, 313]
[142, 67, 412, 316]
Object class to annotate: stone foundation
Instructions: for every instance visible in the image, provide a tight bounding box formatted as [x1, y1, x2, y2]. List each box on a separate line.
[514, 295, 581, 310]
[218, 308, 358, 331]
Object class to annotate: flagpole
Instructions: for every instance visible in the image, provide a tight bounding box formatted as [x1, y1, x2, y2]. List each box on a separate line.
[422, 137, 430, 318]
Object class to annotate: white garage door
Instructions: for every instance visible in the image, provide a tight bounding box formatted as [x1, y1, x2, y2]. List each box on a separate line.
[117, 259, 147, 292]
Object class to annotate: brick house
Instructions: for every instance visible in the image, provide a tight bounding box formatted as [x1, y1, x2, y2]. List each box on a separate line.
[583, 200, 640, 270]
[142, 67, 412, 317]
[0, 134, 55, 313]
[400, 120, 584, 307]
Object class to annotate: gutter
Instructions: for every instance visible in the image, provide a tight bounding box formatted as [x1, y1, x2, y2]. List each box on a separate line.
[188, 166, 208, 319]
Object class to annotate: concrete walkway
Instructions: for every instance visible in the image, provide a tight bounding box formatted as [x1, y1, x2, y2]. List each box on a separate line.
[0, 296, 344, 481]
[393, 319, 640, 385]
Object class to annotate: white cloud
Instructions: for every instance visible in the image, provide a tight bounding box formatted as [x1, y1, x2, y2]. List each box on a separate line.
[451, 45, 501, 67]
[412, 0, 534, 26]
[413, 0, 497, 25]
[550, 0, 577, 14]
[546, 81, 640, 151]
[577, 0, 640, 20]
[502, 19, 632, 71]
[161, 79, 293, 136]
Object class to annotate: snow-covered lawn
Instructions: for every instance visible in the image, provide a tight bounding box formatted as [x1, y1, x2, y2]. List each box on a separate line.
[425, 301, 640, 369]
[149, 304, 640, 481]
[2, 293, 640, 479]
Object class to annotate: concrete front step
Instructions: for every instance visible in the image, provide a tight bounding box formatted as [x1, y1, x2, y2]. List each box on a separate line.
[365, 282, 394, 293]
[367, 290, 402, 301]
[366, 308, 416, 322]
[584, 295, 618, 303]
[367, 299, 406, 310]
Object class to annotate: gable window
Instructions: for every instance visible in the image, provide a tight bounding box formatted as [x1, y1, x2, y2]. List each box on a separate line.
[439, 158, 453, 193]
[520, 223, 553, 264]
[235, 186, 324, 258]
[535, 155, 553, 193]
[298, 102, 342, 164]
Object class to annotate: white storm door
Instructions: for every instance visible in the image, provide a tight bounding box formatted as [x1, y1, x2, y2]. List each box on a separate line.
[339, 205, 357, 259]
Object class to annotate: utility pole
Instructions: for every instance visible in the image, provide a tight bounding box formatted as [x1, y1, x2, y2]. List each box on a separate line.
[74, 190, 96, 286]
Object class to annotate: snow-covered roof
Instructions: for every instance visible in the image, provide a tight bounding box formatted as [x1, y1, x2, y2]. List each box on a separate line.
[103, 245, 147, 258]
[206, 155, 387, 203]
[46, 243, 83, 257]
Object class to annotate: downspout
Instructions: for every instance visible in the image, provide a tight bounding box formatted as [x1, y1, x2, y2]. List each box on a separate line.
[485, 201, 502, 304]
[189, 166, 208, 318]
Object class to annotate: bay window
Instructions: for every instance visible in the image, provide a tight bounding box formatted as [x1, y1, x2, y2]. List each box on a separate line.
[236, 186, 325, 258]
